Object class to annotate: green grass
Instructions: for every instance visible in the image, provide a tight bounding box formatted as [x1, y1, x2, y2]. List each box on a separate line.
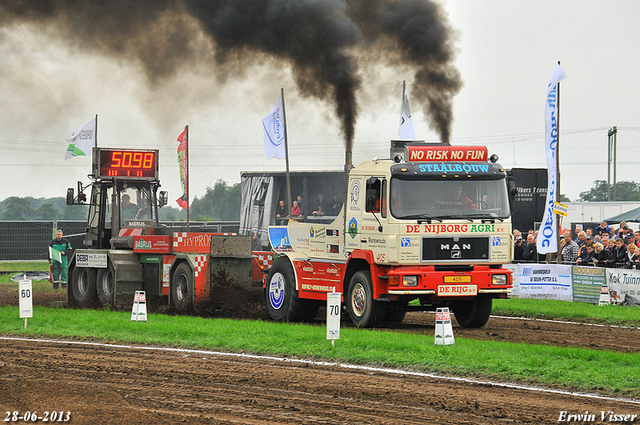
[1, 306, 639, 398]
[493, 298, 640, 327]
[0, 261, 49, 274]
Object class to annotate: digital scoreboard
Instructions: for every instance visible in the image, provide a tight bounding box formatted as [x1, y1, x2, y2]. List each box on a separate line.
[95, 148, 159, 179]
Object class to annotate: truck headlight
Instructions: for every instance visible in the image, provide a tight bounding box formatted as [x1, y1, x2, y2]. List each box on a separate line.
[402, 276, 418, 287]
[492, 274, 507, 285]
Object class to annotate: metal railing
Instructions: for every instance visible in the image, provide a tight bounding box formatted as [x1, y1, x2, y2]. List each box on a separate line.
[0, 220, 241, 261]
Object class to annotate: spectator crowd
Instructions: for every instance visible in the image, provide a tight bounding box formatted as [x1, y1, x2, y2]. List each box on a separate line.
[275, 193, 343, 224]
[513, 220, 640, 268]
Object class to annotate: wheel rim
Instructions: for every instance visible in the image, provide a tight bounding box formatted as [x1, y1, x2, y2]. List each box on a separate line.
[78, 270, 89, 296]
[100, 270, 114, 298]
[176, 274, 188, 303]
[351, 282, 366, 317]
[269, 272, 286, 310]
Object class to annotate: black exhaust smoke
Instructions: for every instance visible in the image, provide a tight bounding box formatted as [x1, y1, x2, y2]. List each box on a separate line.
[0, 0, 461, 147]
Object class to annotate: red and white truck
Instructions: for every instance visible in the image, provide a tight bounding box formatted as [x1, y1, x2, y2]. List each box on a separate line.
[264, 141, 515, 328]
[66, 142, 513, 329]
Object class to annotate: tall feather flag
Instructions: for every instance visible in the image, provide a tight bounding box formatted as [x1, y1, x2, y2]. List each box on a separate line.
[65, 116, 96, 160]
[262, 93, 286, 159]
[398, 81, 416, 140]
[176, 126, 189, 210]
[537, 64, 567, 255]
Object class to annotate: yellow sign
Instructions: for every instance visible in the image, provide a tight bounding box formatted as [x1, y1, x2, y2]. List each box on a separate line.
[443, 275, 472, 283]
[553, 202, 568, 216]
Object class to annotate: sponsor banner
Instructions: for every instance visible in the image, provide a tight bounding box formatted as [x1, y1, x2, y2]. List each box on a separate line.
[399, 235, 420, 262]
[605, 268, 640, 304]
[404, 223, 510, 235]
[537, 64, 567, 255]
[269, 227, 292, 252]
[172, 232, 212, 253]
[349, 180, 361, 212]
[287, 221, 312, 251]
[133, 235, 171, 254]
[504, 263, 519, 297]
[572, 266, 606, 304]
[437, 284, 477, 296]
[162, 255, 175, 295]
[518, 264, 572, 301]
[405, 145, 488, 162]
[75, 251, 108, 268]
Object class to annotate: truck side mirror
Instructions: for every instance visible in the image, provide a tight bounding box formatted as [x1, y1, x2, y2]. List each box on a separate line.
[507, 177, 517, 201]
[66, 188, 74, 205]
[159, 191, 168, 207]
[507, 176, 518, 214]
[77, 181, 87, 204]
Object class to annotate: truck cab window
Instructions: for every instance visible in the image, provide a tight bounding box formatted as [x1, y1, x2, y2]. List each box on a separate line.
[366, 177, 382, 213]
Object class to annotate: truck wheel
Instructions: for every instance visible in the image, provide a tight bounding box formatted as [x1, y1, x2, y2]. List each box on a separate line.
[71, 267, 98, 308]
[97, 263, 116, 307]
[172, 263, 193, 313]
[347, 270, 384, 328]
[265, 258, 318, 322]
[265, 258, 295, 321]
[452, 295, 492, 328]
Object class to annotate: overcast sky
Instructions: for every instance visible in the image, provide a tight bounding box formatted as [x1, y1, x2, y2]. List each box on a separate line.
[0, 0, 638, 206]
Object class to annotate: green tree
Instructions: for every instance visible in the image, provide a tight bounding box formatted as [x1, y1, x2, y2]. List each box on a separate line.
[34, 203, 59, 219]
[579, 180, 640, 202]
[62, 204, 89, 220]
[191, 179, 241, 221]
[158, 206, 184, 221]
[2, 197, 34, 219]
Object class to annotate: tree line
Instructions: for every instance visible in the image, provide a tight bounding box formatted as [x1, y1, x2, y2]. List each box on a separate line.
[0, 179, 241, 222]
[2, 179, 633, 221]
[578, 180, 640, 202]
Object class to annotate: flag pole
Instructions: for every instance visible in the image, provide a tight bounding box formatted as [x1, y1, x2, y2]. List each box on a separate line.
[556, 61, 562, 264]
[401, 80, 406, 114]
[281, 88, 293, 216]
[186, 124, 190, 226]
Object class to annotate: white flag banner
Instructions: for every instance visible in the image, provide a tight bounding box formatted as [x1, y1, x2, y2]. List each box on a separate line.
[398, 91, 416, 139]
[537, 64, 567, 255]
[65, 117, 96, 160]
[262, 94, 286, 159]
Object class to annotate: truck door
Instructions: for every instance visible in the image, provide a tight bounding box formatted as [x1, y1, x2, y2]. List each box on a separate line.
[360, 177, 388, 263]
[345, 177, 364, 252]
[85, 184, 113, 249]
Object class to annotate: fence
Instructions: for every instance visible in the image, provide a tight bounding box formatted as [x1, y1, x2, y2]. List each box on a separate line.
[0, 221, 86, 261]
[0, 221, 242, 261]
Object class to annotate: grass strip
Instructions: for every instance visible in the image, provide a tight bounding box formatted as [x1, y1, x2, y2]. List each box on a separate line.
[0, 261, 49, 273]
[1, 306, 639, 398]
[493, 298, 640, 327]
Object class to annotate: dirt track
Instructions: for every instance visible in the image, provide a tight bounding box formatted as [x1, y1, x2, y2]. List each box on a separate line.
[1, 337, 639, 425]
[1, 288, 640, 423]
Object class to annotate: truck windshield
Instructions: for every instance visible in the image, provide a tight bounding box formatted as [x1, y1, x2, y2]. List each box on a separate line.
[390, 178, 510, 220]
[120, 185, 155, 225]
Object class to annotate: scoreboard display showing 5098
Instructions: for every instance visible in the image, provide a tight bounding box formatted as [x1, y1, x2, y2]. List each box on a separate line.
[96, 148, 158, 179]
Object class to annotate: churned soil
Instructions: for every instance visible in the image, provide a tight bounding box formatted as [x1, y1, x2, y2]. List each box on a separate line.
[1, 337, 639, 425]
[1, 286, 640, 423]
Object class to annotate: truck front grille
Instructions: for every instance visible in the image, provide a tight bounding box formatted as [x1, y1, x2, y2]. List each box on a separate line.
[421, 236, 489, 262]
